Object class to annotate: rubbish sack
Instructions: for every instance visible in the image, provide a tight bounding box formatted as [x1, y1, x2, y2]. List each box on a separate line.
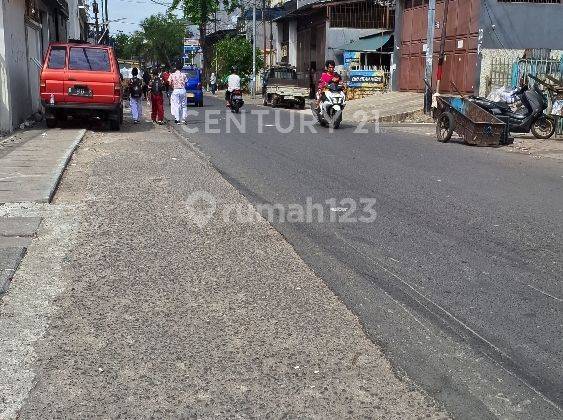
[552, 100, 563, 116]
[487, 86, 520, 103]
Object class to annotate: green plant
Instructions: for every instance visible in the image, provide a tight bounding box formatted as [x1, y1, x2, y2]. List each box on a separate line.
[213, 36, 264, 87]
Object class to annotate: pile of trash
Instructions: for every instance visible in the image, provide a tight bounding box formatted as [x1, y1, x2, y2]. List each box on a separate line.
[552, 99, 563, 116]
[487, 86, 520, 104]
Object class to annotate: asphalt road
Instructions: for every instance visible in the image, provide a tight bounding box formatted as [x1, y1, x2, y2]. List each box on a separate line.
[3, 121, 446, 418]
[174, 95, 563, 419]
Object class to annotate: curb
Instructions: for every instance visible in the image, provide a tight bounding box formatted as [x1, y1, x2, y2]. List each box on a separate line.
[0, 247, 27, 295]
[45, 128, 87, 203]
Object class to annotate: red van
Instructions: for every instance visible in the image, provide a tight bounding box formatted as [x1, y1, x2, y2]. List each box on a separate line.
[40, 42, 123, 130]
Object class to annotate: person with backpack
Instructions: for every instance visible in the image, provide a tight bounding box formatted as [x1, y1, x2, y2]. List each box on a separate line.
[128, 67, 143, 123]
[149, 68, 166, 124]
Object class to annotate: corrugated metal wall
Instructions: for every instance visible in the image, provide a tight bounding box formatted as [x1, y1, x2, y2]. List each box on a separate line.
[398, 0, 480, 93]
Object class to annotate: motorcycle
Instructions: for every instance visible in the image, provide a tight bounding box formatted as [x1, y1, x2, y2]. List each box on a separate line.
[468, 81, 555, 139]
[229, 89, 244, 113]
[312, 82, 346, 129]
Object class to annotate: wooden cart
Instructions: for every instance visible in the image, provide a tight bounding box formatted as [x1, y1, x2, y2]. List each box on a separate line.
[435, 96, 507, 146]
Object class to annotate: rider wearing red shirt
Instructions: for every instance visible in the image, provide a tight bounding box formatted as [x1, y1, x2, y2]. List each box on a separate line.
[315, 60, 341, 109]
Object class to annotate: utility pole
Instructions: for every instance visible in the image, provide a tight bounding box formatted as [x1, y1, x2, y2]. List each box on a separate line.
[436, 0, 450, 94]
[252, 1, 256, 98]
[269, 0, 273, 67]
[92, 0, 100, 44]
[104, 0, 109, 45]
[262, 0, 266, 70]
[424, 0, 436, 114]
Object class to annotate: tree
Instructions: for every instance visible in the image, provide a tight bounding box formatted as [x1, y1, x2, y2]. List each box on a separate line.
[212, 36, 263, 86]
[170, 0, 239, 77]
[112, 33, 131, 59]
[111, 14, 188, 66]
[140, 13, 187, 66]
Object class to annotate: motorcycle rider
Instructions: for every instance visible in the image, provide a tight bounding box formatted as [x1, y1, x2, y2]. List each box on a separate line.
[315, 60, 341, 111]
[226, 66, 241, 107]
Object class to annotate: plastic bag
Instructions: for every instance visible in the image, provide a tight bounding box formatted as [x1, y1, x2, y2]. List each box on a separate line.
[487, 86, 519, 103]
[552, 100, 563, 116]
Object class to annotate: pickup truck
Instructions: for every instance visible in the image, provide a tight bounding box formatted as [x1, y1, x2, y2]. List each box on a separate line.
[262, 66, 310, 109]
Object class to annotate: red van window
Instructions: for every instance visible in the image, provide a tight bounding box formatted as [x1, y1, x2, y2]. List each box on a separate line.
[69, 47, 111, 71]
[47, 47, 67, 69]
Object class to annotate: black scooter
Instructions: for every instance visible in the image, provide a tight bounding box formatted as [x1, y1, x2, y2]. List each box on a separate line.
[229, 89, 244, 113]
[468, 81, 555, 139]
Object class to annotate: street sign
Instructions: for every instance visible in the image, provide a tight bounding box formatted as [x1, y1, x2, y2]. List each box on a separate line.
[184, 47, 202, 55]
[184, 38, 200, 47]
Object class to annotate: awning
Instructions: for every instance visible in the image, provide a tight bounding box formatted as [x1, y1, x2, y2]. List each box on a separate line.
[335, 33, 392, 53]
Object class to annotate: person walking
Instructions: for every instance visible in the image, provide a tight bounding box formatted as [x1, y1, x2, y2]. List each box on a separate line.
[209, 72, 217, 95]
[142, 67, 151, 102]
[162, 67, 171, 105]
[149, 68, 166, 124]
[128, 67, 143, 124]
[169, 63, 188, 125]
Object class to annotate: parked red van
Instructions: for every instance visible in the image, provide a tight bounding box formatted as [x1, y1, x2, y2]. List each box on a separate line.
[40, 42, 123, 130]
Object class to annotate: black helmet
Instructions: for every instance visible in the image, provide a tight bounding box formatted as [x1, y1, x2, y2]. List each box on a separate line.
[231, 66, 237, 73]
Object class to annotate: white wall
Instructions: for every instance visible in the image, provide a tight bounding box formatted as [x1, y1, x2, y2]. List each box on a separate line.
[0, 0, 10, 133]
[0, 0, 30, 132]
[67, 0, 81, 40]
[288, 20, 297, 66]
[275, 23, 283, 63]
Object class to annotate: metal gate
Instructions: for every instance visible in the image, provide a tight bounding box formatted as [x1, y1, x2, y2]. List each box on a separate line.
[398, 0, 480, 94]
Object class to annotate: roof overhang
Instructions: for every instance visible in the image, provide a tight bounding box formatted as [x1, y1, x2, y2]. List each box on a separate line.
[334, 31, 393, 52]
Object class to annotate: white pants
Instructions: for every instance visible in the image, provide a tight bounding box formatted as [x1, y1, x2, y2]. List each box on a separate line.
[171, 88, 187, 121]
[130, 97, 142, 121]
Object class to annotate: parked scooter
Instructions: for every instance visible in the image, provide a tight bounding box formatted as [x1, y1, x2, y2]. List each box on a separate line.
[229, 89, 244, 113]
[312, 82, 346, 129]
[468, 80, 555, 139]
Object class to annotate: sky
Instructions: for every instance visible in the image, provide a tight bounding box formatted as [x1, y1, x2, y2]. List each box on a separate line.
[108, 0, 179, 34]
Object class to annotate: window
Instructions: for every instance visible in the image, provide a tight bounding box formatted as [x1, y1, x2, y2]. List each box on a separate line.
[330, 2, 394, 29]
[69, 48, 111, 71]
[47, 47, 66, 69]
[268, 68, 297, 79]
[182, 70, 199, 79]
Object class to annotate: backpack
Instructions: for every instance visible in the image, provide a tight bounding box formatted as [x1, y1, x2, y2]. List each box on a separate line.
[130, 77, 143, 98]
[151, 77, 164, 94]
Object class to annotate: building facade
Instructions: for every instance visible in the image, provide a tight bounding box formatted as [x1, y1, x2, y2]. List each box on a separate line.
[0, 0, 85, 134]
[275, 0, 394, 74]
[392, 0, 563, 95]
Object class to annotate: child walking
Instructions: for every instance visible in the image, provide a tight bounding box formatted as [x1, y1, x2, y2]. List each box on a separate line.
[149, 68, 166, 124]
[128, 67, 143, 123]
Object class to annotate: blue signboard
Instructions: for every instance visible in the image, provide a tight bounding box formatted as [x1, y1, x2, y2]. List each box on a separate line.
[184, 46, 202, 55]
[343, 51, 360, 69]
[348, 70, 385, 88]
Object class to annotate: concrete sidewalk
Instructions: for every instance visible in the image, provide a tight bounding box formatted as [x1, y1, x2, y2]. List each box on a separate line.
[0, 128, 86, 204]
[0, 127, 84, 294]
[1, 119, 448, 418]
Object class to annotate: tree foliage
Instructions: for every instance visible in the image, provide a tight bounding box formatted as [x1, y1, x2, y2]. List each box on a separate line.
[212, 36, 263, 84]
[169, 0, 240, 75]
[111, 13, 187, 66]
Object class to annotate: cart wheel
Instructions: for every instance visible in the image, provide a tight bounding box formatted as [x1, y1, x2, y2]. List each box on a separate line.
[436, 112, 454, 143]
[531, 116, 555, 139]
